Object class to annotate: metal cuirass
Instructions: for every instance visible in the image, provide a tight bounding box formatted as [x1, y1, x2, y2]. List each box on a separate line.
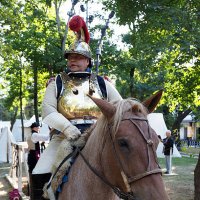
[57, 72, 103, 122]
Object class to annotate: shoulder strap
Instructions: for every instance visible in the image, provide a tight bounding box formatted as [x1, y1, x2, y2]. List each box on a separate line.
[56, 72, 72, 99]
[97, 75, 107, 99]
[56, 74, 62, 99]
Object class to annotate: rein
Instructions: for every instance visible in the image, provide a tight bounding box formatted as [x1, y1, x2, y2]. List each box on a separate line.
[78, 149, 136, 200]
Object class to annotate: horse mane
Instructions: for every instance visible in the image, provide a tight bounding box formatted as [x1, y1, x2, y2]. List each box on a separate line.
[86, 99, 148, 140]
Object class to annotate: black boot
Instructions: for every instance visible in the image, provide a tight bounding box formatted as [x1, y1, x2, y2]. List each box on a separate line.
[29, 173, 51, 200]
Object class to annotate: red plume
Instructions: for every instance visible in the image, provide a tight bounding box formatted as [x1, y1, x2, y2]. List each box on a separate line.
[69, 15, 90, 44]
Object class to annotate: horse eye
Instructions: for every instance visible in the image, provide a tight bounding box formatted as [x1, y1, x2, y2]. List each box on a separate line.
[118, 139, 129, 149]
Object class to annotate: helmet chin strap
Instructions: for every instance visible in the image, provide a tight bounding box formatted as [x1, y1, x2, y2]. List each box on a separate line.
[65, 68, 71, 73]
[85, 67, 92, 72]
[66, 67, 91, 73]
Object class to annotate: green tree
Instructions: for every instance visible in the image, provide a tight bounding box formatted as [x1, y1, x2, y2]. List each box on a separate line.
[103, 0, 200, 127]
[0, 0, 67, 126]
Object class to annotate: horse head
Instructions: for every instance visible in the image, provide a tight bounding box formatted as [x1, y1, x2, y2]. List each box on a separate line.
[87, 90, 169, 200]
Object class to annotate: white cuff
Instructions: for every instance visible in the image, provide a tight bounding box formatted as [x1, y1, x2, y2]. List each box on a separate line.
[31, 133, 49, 143]
[43, 112, 71, 134]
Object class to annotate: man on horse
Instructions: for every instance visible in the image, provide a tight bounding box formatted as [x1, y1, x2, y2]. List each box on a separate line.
[32, 15, 122, 199]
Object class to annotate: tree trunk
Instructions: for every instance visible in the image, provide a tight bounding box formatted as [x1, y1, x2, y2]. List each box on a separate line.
[20, 66, 25, 141]
[54, 0, 70, 55]
[194, 153, 200, 200]
[33, 63, 39, 123]
[171, 108, 191, 135]
[10, 107, 18, 131]
[171, 108, 192, 149]
[129, 67, 135, 97]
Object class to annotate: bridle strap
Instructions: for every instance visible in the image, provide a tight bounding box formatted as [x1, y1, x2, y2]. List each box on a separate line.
[128, 118, 161, 171]
[108, 125, 132, 192]
[129, 119, 152, 171]
[78, 149, 137, 200]
[128, 168, 162, 183]
[114, 117, 162, 184]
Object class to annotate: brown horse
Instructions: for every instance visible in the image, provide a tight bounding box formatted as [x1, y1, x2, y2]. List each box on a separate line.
[58, 91, 169, 200]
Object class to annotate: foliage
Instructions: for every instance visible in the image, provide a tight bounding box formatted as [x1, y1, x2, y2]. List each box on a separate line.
[101, 0, 200, 130]
[0, 0, 200, 128]
[0, 0, 68, 120]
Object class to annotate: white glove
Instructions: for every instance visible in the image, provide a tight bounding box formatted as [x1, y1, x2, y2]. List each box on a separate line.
[63, 125, 81, 140]
[43, 112, 81, 140]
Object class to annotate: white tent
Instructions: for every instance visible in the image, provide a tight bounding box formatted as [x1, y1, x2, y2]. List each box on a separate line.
[12, 116, 50, 142]
[0, 125, 16, 163]
[0, 121, 11, 129]
[147, 113, 181, 158]
[12, 119, 26, 142]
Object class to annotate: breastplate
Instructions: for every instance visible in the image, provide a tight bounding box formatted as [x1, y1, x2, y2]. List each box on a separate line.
[57, 72, 103, 120]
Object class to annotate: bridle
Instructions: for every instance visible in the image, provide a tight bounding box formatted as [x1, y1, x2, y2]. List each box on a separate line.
[79, 116, 162, 200]
[120, 117, 162, 184]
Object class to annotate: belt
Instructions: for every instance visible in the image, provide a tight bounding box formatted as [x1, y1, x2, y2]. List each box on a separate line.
[70, 119, 97, 125]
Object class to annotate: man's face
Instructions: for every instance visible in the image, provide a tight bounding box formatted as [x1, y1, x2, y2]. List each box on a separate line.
[166, 131, 171, 137]
[32, 126, 40, 132]
[67, 53, 89, 72]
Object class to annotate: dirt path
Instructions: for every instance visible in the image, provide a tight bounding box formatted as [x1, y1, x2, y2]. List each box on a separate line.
[0, 177, 12, 200]
[0, 163, 12, 200]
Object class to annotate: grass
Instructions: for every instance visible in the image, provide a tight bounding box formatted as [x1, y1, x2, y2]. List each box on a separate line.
[0, 163, 11, 178]
[159, 156, 197, 167]
[158, 156, 198, 200]
[181, 146, 200, 156]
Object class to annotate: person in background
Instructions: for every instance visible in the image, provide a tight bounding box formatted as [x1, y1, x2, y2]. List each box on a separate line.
[27, 122, 49, 173]
[163, 130, 174, 174]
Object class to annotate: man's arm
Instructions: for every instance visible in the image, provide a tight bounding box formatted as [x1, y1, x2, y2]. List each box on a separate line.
[31, 133, 49, 143]
[42, 80, 81, 140]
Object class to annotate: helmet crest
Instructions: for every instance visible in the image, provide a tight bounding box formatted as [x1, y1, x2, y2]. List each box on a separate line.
[69, 15, 90, 44]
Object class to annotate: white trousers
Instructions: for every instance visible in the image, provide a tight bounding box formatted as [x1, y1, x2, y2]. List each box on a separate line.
[32, 134, 63, 174]
[165, 155, 172, 173]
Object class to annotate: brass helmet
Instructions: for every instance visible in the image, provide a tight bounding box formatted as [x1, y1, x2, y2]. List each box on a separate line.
[64, 15, 92, 67]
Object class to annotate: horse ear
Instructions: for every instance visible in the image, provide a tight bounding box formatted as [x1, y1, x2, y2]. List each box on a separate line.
[142, 90, 163, 113]
[87, 95, 116, 119]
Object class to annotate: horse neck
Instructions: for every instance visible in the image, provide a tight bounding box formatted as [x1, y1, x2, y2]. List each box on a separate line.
[59, 125, 116, 199]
